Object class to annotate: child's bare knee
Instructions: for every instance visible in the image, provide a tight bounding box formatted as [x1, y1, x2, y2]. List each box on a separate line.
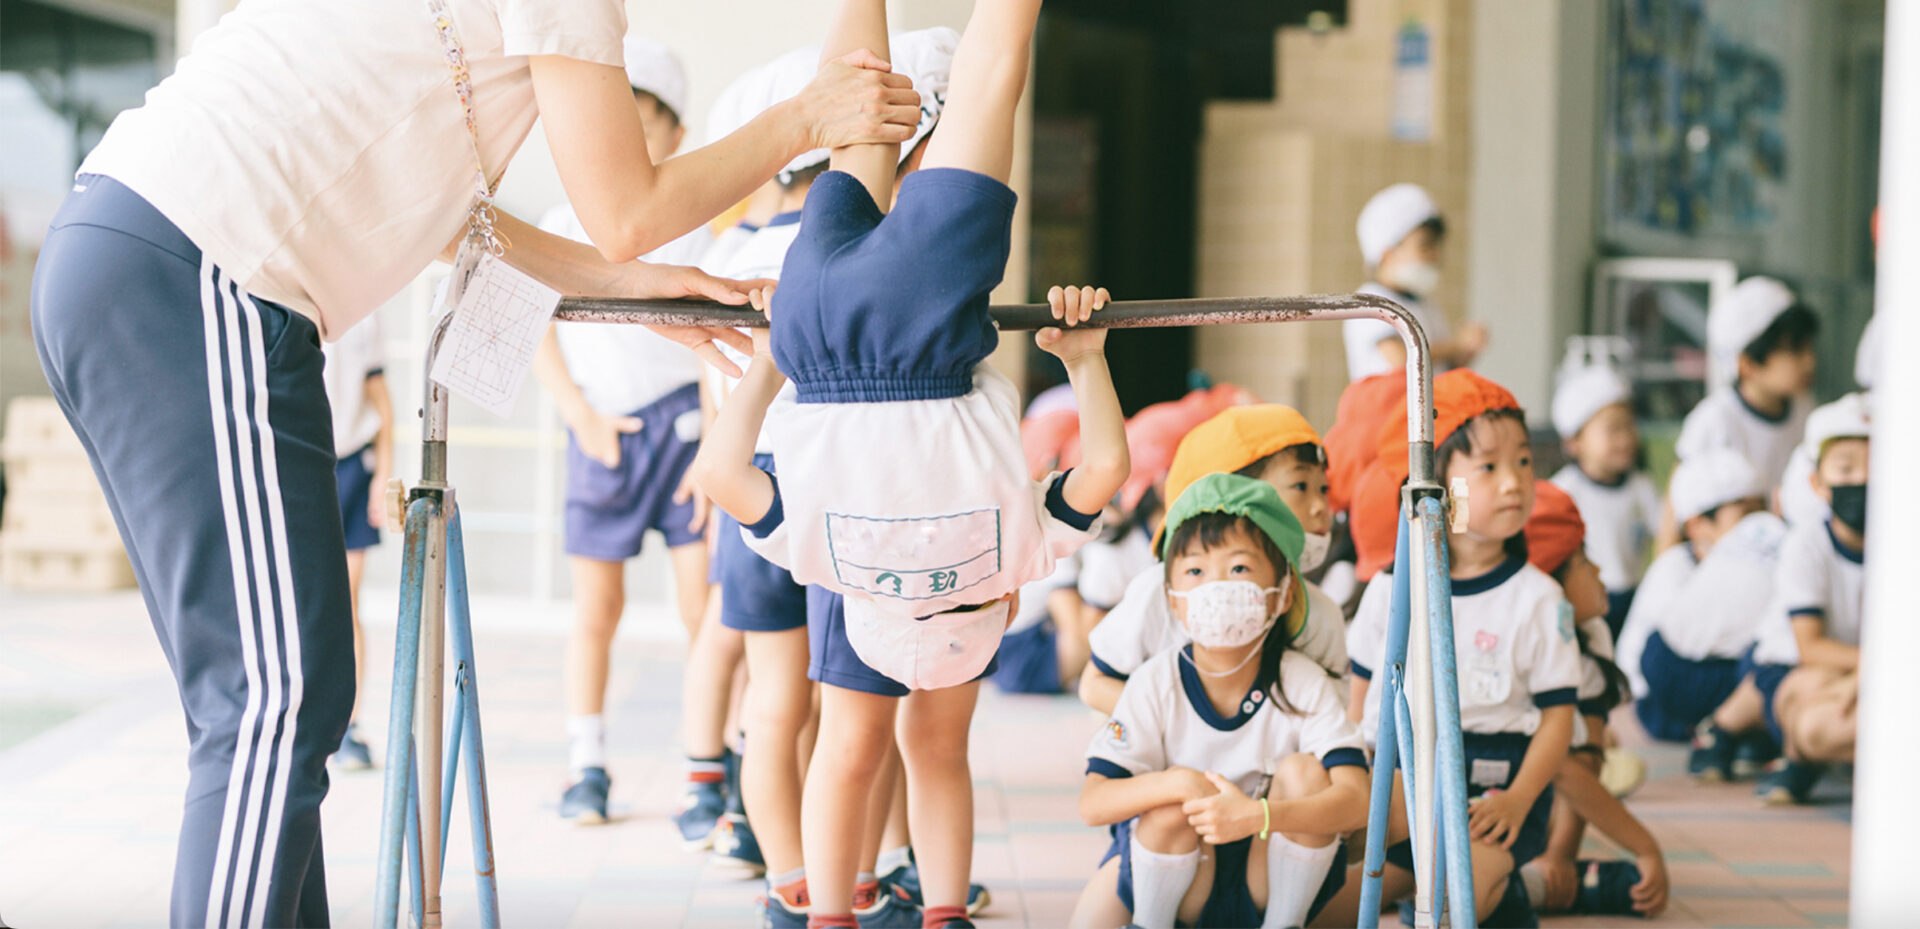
[1135, 803, 1197, 851]
[1272, 753, 1331, 798]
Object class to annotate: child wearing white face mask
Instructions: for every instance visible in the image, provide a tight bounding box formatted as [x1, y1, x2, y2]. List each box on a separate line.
[1078, 405, 1349, 716]
[1344, 183, 1488, 382]
[1072, 474, 1370, 929]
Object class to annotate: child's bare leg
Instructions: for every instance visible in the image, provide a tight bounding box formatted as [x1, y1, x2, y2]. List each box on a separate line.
[802, 684, 899, 916]
[1249, 754, 1344, 928]
[1711, 676, 1766, 733]
[1309, 863, 1415, 928]
[1129, 804, 1212, 929]
[1776, 668, 1857, 763]
[1067, 857, 1133, 929]
[820, 0, 900, 203]
[669, 542, 711, 645]
[882, 752, 911, 853]
[681, 596, 742, 761]
[1530, 751, 1602, 911]
[1470, 841, 1518, 922]
[897, 681, 983, 912]
[919, 0, 1045, 182]
[741, 626, 813, 877]
[859, 738, 901, 884]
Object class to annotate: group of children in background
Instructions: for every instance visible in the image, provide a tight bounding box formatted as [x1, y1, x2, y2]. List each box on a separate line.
[308, 7, 1875, 926]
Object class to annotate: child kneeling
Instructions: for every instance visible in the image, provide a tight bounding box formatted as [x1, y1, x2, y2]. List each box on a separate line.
[1073, 474, 1370, 929]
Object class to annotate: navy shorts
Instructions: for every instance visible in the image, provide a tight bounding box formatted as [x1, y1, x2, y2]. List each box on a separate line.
[1387, 732, 1553, 871]
[562, 383, 702, 561]
[991, 620, 1062, 694]
[1739, 648, 1793, 750]
[336, 443, 380, 551]
[807, 586, 1000, 698]
[716, 456, 809, 633]
[1635, 630, 1743, 742]
[1109, 816, 1347, 927]
[773, 169, 1014, 404]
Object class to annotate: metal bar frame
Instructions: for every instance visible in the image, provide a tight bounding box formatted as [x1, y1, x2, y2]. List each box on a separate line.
[377, 291, 1473, 924]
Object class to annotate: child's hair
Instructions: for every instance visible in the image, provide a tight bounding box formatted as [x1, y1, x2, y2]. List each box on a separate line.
[1742, 304, 1819, 364]
[634, 89, 682, 128]
[1234, 442, 1328, 480]
[1549, 558, 1632, 717]
[1415, 216, 1446, 244]
[1162, 511, 1298, 713]
[780, 160, 830, 192]
[1434, 408, 1530, 560]
[1101, 485, 1163, 545]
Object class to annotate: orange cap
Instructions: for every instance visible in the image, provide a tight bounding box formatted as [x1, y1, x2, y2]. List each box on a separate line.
[1525, 480, 1585, 576]
[1117, 384, 1251, 510]
[1164, 404, 1323, 509]
[1349, 369, 1522, 580]
[1324, 373, 1407, 514]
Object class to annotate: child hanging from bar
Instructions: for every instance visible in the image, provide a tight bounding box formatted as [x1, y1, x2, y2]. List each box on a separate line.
[691, 0, 1128, 925]
[1071, 474, 1370, 929]
[1324, 369, 1583, 927]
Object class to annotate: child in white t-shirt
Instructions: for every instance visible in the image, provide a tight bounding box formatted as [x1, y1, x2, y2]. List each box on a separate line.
[1332, 370, 1581, 927]
[1550, 361, 1659, 637]
[1073, 474, 1369, 929]
[1673, 276, 1817, 500]
[1078, 405, 1347, 716]
[1741, 393, 1869, 806]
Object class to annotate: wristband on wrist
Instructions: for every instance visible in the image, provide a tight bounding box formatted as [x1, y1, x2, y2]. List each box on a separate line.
[1258, 798, 1271, 840]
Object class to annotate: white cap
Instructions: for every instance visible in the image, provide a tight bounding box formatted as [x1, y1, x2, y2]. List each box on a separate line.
[1356, 183, 1441, 267]
[1668, 449, 1766, 524]
[1706, 276, 1797, 384]
[622, 36, 689, 122]
[842, 596, 1007, 691]
[1854, 313, 1881, 390]
[1803, 391, 1872, 454]
[780, 27, 958, 177]
[1551, 363, 1633, 439]
[704, 44, 820, 148]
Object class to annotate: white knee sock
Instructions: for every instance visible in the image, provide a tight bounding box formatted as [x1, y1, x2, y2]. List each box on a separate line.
[1129, 834, 1200, 929]
[1260, 834, 1341, 929]
[567, 714, 606, 773]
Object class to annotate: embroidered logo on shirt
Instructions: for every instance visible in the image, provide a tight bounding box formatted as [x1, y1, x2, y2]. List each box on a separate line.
[1474, 630, 1499, 652]
[1105, 719, 1129, 749]
[1557, 601, 1576, 643]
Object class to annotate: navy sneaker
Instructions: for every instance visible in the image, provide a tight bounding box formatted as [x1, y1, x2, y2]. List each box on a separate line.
[1757, 760, 1824, 806]
[710, 814, 766, 875]
[674, 779, 728, 849]
[1571, 860, 1643, 916]
[880, 851, 992, 916]
[1733, 732, 1782, 780]
[333, 725, 374, 771]
[559, 766, 610, 825]
[1687, 722, 1738, 782]
[758, 888, 809, 929]
[855, 884, 922, 929]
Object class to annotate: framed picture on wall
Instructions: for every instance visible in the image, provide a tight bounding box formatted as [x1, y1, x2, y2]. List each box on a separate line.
[1590, 257, 1738, 426]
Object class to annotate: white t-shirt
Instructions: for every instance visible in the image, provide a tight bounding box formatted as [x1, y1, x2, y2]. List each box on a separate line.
[1750, 521, 1866, 666]
[1550, 465, 1659, 592]
[1348, 558, 1582, 745]
[80, 0, 628, 339]
[703, 216, 803, 456]
[1575, 616, 1615, 705]
[1674, 388, 1811, 494]
[321, 314, 386, 456]
[1616, 544, 1696, 698]
[1343, 282, 1451, 382]
[1777, 443, 1828, 528]
[1086, 569, 1348, 683]
[1648, 511, 1786, 662]
[1086, 648, 1369, 798]
[1077, 525, 1156, 611]
[742, 364, 1101, 618]
[1005, 553, 1080, 636]
[539, 204, 710, 416]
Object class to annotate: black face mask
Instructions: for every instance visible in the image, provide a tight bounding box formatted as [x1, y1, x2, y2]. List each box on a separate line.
[1829, 483, 1868, 534]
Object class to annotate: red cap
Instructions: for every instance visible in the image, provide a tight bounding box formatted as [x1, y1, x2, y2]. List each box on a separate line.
[1324, 372, 1407, 515]
[1116, 384, 1252, 510]
[1525, 480, 1585, 576]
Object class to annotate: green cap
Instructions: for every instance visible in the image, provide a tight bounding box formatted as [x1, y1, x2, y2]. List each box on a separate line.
[1159, 472, 1306, 566]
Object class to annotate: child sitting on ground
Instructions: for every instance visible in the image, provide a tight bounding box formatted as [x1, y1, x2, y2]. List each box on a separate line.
[1519, 482, 1670, 919]
[1550, 357, 1659, 637]
[1673, 276, 1817, 503]
[693, 2, 1125, 926]
[1071, 474, 1370, 929]
[1079, 404, 1347, 716]
[1331, 369, 1582, 927]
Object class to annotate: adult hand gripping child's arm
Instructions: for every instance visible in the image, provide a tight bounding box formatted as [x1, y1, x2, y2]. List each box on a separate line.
[1042, 285, 1130, 516]
[688, 289, 784, 527]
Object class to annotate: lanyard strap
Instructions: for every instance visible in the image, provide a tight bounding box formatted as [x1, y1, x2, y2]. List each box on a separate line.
[428, 0, 505, 255]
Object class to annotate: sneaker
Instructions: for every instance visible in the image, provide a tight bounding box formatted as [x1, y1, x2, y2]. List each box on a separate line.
[559, 766, 610, 825]
[855, 884, 923, 929]
[1756, 760, 1824, 806]
[1570, 860, 1643, 916]
[673, 779, 728, 849]
[880, 850, 992, 916]
[333, 726, 374, 771]
[1686, 722, 1738, 782]
[757, 888, 810, 929]
[1733, 732, 1782, 780]
[710, 814, 766, 874]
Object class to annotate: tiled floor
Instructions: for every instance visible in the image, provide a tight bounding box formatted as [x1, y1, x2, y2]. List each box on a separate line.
[0, 588, 1853, 927]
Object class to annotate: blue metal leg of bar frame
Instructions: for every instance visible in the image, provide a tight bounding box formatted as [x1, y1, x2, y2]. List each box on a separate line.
[406, 749, 425, 928]
[1417, 497, 1477, 928]
[443, 513, 502, 926]
[1358, 509, 1416, 927]
[375, 499, 432, 926]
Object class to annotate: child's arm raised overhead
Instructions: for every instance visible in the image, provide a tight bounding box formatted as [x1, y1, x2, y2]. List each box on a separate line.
[1040, 286, 1130, 515]
[821, 0, 900, 206]
[920, 0, 1043, 182]
[690, 291, 784, 526]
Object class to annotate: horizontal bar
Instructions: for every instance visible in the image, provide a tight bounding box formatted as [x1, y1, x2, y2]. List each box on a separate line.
[556, 292, 1408, 331]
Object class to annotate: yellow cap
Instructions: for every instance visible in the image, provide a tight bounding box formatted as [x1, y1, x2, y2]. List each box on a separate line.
[1164, 404, 1323, 508]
